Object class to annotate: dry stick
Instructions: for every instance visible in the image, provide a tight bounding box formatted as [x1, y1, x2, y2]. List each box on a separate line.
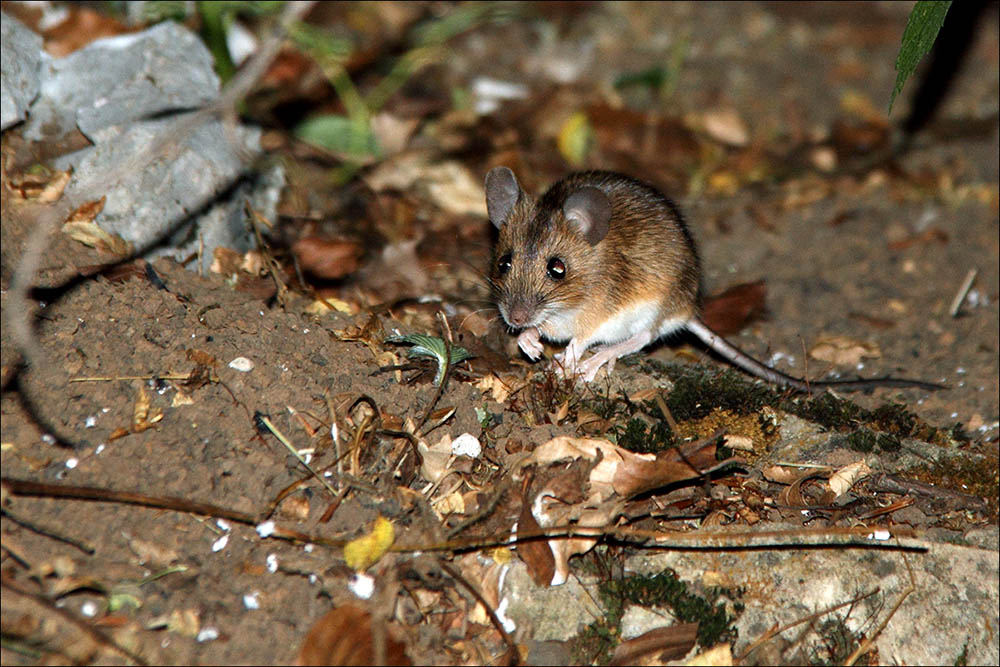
[949, 267, 978, 317]
[2, 477, 925, 555]
[4, 1, 315, 446]
[1, 506, 95, 554]
[438, 559, 518, 665]
[735, 587, 881, 661]
[2, 578, 149, 665]
[843, 545, 917, 666]
[1, 477, 332, 546]
[257, 414, 339, 498]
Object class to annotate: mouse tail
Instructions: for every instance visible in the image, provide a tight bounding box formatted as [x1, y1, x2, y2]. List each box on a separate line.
[685, 319, 946, 393]
[686, 318, 815, 392]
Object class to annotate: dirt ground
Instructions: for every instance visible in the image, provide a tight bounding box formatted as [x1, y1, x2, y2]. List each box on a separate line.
[2, 3, 997, 665]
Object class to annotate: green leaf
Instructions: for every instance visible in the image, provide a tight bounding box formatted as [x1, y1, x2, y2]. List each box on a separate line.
[294, 114, 381, 158]
[387, 334, 471, 385]
[888, 1, 952, 114]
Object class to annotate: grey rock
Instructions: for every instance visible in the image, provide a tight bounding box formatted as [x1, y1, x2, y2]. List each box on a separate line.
[500, 560, 603, 642]
[1, 12, 44, 130]
[23, 20, 218, 141]
[52, 114, 279, 273]
[625, 528, 999, 664]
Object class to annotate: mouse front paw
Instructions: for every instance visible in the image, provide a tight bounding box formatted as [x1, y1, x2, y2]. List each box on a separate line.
[517, 327, 544, 361]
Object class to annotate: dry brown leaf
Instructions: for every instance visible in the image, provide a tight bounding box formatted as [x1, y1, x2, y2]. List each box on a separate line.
[10, 168, 72, 202]
[809, 335, 881, 366]
[293, 237, 363, 280]
[418, 433, 452, 484]
[65, 196, 105, 224]
[297, 606, 410, 666]
[762, 465, 804, 485]
[210, 246, 243, 276]
[517, 486, 556, 587]
[610, 622, 699, 666]
[62, 220, 132, 256]
[476, 373, 526, 404]
[828, 459, 872, 497]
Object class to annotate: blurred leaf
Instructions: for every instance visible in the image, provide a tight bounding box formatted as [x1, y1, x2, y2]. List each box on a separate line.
[292, 237, 363, 280]
[295, 114, 380, 157]
[411, 2, 523, 47]
[888, 1, 952, 113]
[614, 67, 667, 92]
[298, 605, 410, 666]
[558, 111, 593, 167]
[701, 280, 766, 337]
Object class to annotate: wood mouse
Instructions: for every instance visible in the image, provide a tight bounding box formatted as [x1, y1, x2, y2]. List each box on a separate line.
[485, 167, 941, 393]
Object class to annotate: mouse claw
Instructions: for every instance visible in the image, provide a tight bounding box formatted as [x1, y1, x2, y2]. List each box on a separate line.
[517, 327, 544, 361]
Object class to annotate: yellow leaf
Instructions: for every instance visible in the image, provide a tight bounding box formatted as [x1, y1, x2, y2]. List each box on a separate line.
[343, 516, 395, 571]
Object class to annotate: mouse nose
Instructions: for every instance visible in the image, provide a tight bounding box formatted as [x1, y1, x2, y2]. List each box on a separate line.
[507, 303, 534, 327]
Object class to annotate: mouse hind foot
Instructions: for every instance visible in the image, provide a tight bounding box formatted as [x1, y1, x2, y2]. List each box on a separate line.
[556, 331, 654, 382]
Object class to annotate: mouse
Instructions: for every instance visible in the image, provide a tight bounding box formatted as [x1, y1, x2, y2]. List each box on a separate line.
[484, 167, 941, 393]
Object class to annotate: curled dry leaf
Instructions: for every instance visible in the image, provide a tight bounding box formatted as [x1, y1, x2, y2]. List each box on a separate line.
[62, 220, 133, 256]
[293, 237, 363, 280]
[131, 385, 163, 433]
[517, 485, 556, 587]
[418, 433, 452, 484]
[296, 605, 410, 666]
[476, 373, 527, 404]
[809, 335, 881, 366]
[10, 168, 72, 202]
[610, 622, 699, 666]
[828, 459, 872, 497]
[65, 196, 105, 224]
[523, 436, 723, 585]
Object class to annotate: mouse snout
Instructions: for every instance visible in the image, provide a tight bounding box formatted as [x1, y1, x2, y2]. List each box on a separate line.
[505, 301, 535, 328]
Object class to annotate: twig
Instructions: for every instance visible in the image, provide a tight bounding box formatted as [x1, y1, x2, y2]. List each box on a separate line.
[949, 267, 978, 317]
[2, 578, 148, 665]
[1, 506, 95, 554]
[654, 392, 679, 433]
[736, 588, 881, 661]
[257, 413, 339, 498]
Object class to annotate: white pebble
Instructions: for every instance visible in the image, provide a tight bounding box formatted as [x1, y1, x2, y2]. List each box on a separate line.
[256, 521, 275, 538]
[266, 554, 278, 573]
[65, 458, 78, 469]
[349, 573, 375, 600]
[80, 601, 98, 617]
[197, 627, 219, 642]
[228, 357, 254, 372]
[243, 592, 260, 610]
[451, 433, 482, 458]
[211, 534, 229, 552]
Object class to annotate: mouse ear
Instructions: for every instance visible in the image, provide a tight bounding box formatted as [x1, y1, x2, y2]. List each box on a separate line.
[564, 187, 611, 245]
[485, 167, 522, 229]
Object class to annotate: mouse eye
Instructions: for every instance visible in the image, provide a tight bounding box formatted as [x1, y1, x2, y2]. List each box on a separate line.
[496, 253, 512, 276]
[547, 257, 566, 280]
